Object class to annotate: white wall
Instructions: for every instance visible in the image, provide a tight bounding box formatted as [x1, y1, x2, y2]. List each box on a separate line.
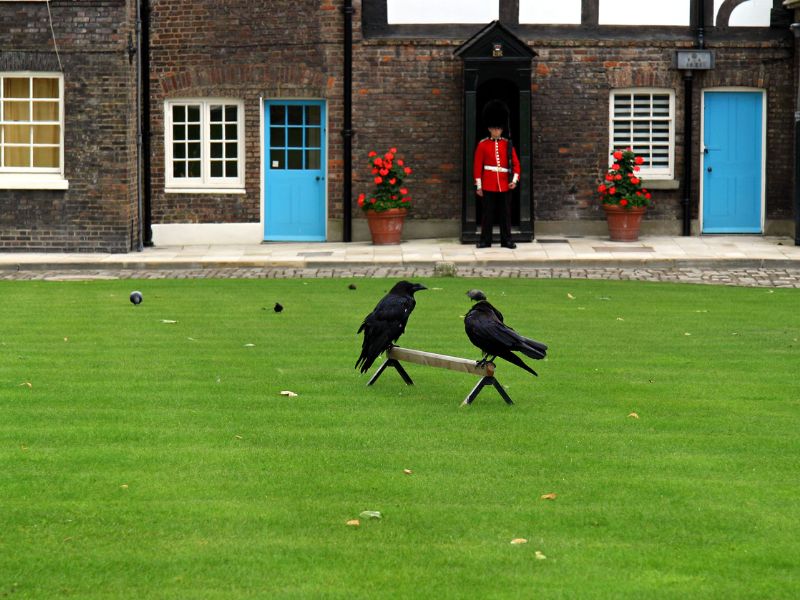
[387, 0, 773, 27]
[727, 0, 772, 27]
[519, 0, 581, 25]
[599, 0, 690, 26]
[387, 0, 498, 24]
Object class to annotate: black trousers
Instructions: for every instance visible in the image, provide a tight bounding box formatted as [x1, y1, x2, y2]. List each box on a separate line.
[479, 190, 512, 245]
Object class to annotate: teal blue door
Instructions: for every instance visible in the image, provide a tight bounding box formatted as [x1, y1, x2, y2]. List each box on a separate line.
[264, 100, 326, 241]
[702, 91, 763, 233]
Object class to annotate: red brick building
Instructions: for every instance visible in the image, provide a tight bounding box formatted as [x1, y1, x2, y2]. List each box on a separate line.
[2, 0, 799, 251]
[0, 0, 139, 252]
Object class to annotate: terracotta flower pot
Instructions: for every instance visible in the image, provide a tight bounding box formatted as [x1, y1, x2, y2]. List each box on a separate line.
[365, 207, 407, 245]
[602, 204, 646, 242]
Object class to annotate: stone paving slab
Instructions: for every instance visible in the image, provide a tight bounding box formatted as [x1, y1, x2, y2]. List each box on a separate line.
[1, 236, 799, 287]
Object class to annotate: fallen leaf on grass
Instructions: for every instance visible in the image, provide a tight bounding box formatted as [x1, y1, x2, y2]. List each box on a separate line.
[684, 332, 692, 336]
[535, 551, 547, 560]
[540, 493, 557, 500]
[359, 511, 382, 520]
[243, 343, 255, 347]
[234, 435, 243, 440]
[160, 319, 177, 324]
[403, 469, 413, 475]
[616, 317, 624, 321]
[628, 412, 640, 419]
[19, 382, 32, 388]
[510, 538, 528, 545]
[20, 444, 28, 451]
[280, 390, 298, 397]
[567, 293, 575, 300]
[346, 519, 360, 527]
[120, 484, 129, 490]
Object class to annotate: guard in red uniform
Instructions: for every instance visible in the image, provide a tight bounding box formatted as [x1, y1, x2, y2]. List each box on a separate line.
[473, 101, 520, 248]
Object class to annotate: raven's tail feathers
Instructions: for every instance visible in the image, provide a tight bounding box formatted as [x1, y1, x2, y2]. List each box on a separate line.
[499, 352, 538, 376]
[517, 338, 547, 360]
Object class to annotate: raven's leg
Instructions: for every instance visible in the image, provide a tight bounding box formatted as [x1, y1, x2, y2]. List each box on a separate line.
[476, 354, 494, 368]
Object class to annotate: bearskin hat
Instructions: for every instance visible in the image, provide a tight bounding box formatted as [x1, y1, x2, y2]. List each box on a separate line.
[482, 99, 509, 129]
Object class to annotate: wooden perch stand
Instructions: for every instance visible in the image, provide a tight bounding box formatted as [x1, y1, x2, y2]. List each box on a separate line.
[367, 346, 514, 406]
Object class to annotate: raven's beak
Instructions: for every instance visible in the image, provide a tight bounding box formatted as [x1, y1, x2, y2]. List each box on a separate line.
[414, 283, 427, 292]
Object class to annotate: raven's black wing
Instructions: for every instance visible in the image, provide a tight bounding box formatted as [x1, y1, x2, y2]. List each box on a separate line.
[355, 293, 416, 373]
[464, 302, 547, 376]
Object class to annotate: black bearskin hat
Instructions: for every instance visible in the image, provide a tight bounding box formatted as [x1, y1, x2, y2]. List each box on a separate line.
[482, 99, 509, 129]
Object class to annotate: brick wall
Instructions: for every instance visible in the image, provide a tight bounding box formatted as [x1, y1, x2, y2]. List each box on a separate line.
[5, 1, 789, 251]
[148, 1, 795, 238]
[148, 0, 343, 225]
[0, 0, 137, 252]
[350, 29, 794, 229]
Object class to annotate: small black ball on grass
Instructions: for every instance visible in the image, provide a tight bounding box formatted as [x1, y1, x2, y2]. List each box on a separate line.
[130, 291, 143, 305]
[274, 302, 283, 313]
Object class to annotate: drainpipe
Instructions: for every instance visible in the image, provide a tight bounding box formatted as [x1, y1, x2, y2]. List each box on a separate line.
[134, 0, 144, 251]
[681, 0, 705, 237]
[141, 0, 152, 247]
[132, 0, 152, 250]
[682, 71, 693, 237]
[342, 0, 354, 242]
[793, 23, 800, 245]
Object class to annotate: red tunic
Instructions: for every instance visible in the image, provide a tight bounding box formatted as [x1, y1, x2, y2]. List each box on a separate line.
[473, 137, 521, 193]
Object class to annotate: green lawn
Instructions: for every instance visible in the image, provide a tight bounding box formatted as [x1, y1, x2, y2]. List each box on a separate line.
[1, 277, 798, 599]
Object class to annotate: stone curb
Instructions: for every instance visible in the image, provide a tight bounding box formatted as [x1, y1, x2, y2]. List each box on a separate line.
[1, 257, 799, 273]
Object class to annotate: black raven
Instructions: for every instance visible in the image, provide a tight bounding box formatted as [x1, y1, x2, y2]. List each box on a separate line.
[464, 290, 547, 376]
[355, 281, 427, 373]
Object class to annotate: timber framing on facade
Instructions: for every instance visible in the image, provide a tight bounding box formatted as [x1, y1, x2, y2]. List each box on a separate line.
[1, 0, 799, 252]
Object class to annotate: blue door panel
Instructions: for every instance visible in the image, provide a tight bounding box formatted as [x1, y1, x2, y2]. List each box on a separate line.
[264, 100, 326, 241]
[702, 92, 762, 233]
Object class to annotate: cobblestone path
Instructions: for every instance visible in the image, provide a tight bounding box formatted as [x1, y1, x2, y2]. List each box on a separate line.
[3, 265, 800, 287]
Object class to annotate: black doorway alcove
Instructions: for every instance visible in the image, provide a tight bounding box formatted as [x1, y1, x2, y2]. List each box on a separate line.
[455, 21, 536, 244]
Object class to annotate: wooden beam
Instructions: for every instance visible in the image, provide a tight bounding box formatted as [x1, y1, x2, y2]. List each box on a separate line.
[387, 347, 495, 377]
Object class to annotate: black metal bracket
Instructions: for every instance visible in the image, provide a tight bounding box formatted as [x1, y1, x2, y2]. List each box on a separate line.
[462, 376, 514, 406]
[367, 356, 515, 406]
[367, 358, 414, 386]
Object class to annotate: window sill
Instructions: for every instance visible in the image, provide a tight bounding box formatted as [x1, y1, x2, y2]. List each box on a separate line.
[641, 179, 679, 190]
[165, 187, 246, 195]
[0, 175, 69, 190]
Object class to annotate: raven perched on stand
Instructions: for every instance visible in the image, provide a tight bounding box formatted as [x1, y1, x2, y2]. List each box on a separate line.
[464, 290, 547, 376]
[355, 281, 427, 373]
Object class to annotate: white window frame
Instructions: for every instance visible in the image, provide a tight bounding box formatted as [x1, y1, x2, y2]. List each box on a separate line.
[609, 88, 675, 180]
[164, 98, 245, 193]
[0, 72, 67, 190]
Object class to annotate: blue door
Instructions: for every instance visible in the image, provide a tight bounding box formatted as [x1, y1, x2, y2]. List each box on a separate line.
[702, 91, 763, 233]
[264, 100, 326, 241]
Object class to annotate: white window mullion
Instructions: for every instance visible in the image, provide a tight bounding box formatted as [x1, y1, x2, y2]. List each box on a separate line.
[201, 104, 210, 186]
